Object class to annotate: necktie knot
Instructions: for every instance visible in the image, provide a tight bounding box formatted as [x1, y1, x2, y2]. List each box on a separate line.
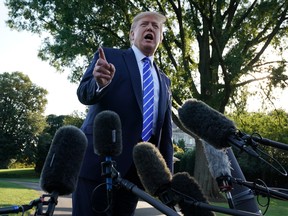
[142, 57, 151, 68]
[142, 57, 150, 63]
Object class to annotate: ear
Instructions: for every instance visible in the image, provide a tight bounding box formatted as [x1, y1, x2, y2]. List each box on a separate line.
[130, 31, 134, 42]
[160, 36, 163, 43]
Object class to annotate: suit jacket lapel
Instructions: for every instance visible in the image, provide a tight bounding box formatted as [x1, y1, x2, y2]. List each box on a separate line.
[123, 48, 143, 112]
[154, 63, 169, 130]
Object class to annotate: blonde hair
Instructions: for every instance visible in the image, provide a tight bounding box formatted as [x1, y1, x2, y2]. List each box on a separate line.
[129, 11, 166, 43]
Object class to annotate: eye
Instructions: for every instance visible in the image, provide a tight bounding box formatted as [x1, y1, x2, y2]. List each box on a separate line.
[152, 23, 159, 29]
[140, 22, 148, 27]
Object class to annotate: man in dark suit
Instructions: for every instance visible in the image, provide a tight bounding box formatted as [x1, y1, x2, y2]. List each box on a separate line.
[72, 11, 173, 216]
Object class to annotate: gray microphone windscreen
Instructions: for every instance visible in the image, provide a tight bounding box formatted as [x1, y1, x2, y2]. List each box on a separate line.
[93, 110, 122, 156]
[178, 99, 236, 149]
[133, 142, 172, 196]
[172, 172, 215, 216]
[40, 125, 87, 195]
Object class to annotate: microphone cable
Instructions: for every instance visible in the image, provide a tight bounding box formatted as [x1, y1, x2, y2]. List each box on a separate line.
[91, 182, 112, 214]
[254, 179, 270, 215]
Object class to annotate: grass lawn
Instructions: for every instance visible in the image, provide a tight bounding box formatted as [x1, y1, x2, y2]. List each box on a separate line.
[0, 168, 40, 180]
[0, 180, 39, 206]
[211, 195, 288, 215]
[0, 180, 40, 215]
[0, 168, 40, 215]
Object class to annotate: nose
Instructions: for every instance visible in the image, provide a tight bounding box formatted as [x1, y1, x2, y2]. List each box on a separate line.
[146, 22, 153, 31]
[147, 27, 153, 32]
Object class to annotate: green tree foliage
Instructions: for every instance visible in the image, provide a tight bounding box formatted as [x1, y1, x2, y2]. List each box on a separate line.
[173, 143, 184, 154]
[63, 111, 85, 128]
[34, 113, 85, 173]
[35, 132, 52, 173]
[229, 110, 288, 187]
[5, 0, 288, 110]
[174, 149, 196, 176]
[177, 138, 186, 152]
[173, 138, 186, 153]
[0, 72, 47, 168]
[44, 114, 67, 135]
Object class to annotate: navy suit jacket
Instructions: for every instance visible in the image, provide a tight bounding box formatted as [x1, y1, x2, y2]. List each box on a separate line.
[77, 47, 173, 182]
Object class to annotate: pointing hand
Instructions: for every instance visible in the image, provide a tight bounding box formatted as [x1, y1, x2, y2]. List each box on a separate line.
[93, 47, 115, 88]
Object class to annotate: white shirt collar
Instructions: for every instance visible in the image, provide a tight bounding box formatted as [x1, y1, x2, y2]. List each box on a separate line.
[132, 45, 154, 65]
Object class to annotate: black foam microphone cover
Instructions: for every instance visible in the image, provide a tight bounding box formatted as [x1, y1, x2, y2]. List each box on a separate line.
[40, 125, 88, 195]
[178, 99, 236, 149]
[133, 142, 172, 196]
[93, 110, 122, 157]
[171, 172, 215, 216]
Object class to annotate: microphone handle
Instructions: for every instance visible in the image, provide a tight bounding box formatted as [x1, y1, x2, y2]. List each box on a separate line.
[225, 191, 235, 209]
[46, 191, 58, 216]
[0, 197, 42, 214]
[228, 136, 259, 158]
[105, 156, 113, 205]
[252, 137, 288, 151]
[227, 149, 261, 214]
[0, 206, 24, 214]
[106, 156, 113, 191]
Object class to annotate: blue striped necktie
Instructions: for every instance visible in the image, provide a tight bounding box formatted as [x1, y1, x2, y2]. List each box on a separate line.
[142, 57, 154, 141]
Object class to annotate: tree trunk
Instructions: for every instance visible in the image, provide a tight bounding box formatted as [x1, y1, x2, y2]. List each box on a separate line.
[193, 138, 224, 201]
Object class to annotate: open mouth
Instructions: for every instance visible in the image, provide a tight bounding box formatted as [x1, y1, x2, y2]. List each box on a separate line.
[144, 33, 154, 40]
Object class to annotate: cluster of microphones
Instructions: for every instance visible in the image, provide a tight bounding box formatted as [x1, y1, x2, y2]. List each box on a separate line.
[2, 99, 287, 215]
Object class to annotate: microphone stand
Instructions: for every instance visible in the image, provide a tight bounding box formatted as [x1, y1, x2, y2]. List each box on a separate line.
[169, 188, 262, 216]
[180, 198, 262, 216]
[0, 193, 58, 216]
[102, 161, 180, 216]
[44, 191, 58, 216]
[232, 178, 288, 201]
[252, 136, 288, 151]
[115, 176, 180, 216]
[226, 148, 261, 213]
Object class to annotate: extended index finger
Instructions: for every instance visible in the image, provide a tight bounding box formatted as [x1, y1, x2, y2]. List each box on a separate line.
[98, 47, 106, 61]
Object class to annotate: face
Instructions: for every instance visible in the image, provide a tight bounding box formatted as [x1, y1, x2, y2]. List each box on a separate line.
[130, 15, 163, 56]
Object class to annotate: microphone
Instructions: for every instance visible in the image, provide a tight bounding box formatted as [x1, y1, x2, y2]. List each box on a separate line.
[178, 99, 259, 157]
[171, 172, 215, 216]
[132, 142, 172, 197]
[93, 110, 122, 157]
[40, 125, 88, 196]
[202, 142, 232, 180]
[93, 110, 122, 202]
[178, 99, 261, 213]
[203, 142, 234, 208]
[133, 142, 214, 215]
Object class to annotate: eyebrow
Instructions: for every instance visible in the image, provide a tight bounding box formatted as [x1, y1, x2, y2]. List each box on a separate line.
[140, 20, 160, 26]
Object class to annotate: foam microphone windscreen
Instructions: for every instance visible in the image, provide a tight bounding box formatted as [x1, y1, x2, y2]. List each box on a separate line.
[133, 142, 172, 196]
[171, 172, 215, 216]
[178, 99, 236, 149]
[93, 110, 122, 156]
[202, 142, 231, 178]
[40, 125, 88, 195]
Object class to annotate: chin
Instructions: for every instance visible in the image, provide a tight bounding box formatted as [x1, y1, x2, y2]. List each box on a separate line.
[142, 44, 157, 55]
